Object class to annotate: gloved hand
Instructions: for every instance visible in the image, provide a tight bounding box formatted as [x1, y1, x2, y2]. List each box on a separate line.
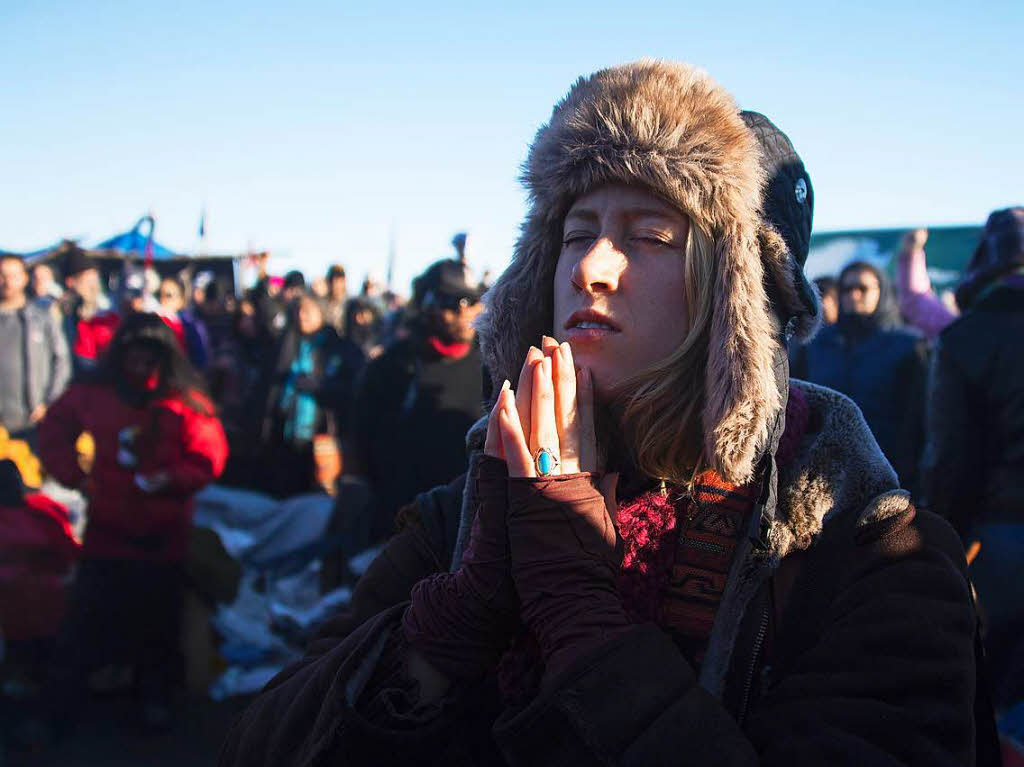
[507, 472, 629, 687]
[402, 390, 521, 683]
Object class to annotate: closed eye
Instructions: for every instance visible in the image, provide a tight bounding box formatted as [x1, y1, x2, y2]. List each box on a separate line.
[631, 236, 674, 248]
[562, 234, 596, 247]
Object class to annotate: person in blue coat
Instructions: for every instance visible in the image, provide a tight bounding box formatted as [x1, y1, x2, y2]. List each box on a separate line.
[791, 260, 929, 498]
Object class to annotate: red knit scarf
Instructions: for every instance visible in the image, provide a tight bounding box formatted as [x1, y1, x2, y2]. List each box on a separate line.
[426, 335, 472, 359]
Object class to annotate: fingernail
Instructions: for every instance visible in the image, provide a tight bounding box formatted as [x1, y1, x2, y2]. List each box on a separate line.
[560, 342, 571, 355]
[501, 379, 511, 391]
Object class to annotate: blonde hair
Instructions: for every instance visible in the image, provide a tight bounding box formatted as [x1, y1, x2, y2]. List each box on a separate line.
[613, 221, 717, 485]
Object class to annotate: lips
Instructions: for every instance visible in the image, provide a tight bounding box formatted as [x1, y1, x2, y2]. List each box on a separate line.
[564, 309, 620, 332]
[564, 309, 621, 343]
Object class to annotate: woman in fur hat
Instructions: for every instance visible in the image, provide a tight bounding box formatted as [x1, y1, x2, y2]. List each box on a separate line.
[221, 62, 988, 766]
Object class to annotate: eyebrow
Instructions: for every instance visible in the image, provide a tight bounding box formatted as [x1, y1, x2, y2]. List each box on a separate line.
[563, 206, 680, 225]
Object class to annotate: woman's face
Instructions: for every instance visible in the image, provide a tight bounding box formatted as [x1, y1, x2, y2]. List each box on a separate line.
[297, 297, 324, 336]
[159, 279, 185, 313]
[122, 343, 161, 390]
[553, 184, 691, 399]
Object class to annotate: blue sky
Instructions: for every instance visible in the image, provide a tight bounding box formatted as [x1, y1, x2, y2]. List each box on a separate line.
[1, 1, 1019, 291]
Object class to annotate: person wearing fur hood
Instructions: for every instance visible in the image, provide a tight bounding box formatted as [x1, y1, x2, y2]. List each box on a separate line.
[220, 61, 990, 766]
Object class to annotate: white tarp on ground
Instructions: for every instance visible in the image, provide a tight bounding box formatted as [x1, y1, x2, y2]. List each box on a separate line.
[193, 484, 382, 698]
[193, 485, 335, 567]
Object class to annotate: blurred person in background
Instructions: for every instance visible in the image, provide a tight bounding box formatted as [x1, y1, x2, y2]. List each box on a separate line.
[197, 278, 237, 356]
[158, 275, 211, 370]
[925, 207, 1024, 709]
[0, 255, 71, 445]
[259, 294, 345, 497]
[282, 270, 307, 306]
[212, 297, 274, 488]
[375, 289, 409, 349]
[35, 313, 227, 733]
[30, 262, 63, 310]
[340, 295, 383, 360]
[250, 273, 289, 338]
[897, 227, 959, 339]
[342, 259, 483, 546]
[323, 264, 348, 334]
[791, 260, 929, 498]
[0, 458, 80, 687]
[68, 269, 156, 369]
[812, 274, 838, 325]
[59, 246, 114, 375]
[360, 271, 385, 307]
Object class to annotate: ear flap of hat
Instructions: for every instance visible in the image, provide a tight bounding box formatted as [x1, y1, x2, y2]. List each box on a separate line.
[759, 224, 822, 342]
[704, 225, 783, 484]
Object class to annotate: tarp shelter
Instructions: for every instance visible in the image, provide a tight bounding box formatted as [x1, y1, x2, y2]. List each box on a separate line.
[806, 225, 982, 291]
[93, 225, 179, 259]
[19, 216, 245, 296]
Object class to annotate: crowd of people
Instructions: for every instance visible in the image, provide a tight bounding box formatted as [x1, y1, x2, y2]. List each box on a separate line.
[0, 238, 493, 747]
[1, 60, 1022, 765]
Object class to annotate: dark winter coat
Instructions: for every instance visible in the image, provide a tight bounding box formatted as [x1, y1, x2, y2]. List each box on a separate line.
[345, 335, 483, 542]
[791, 319, 929, 498]
[220, 382, 987, 767]
[924, 279, 1024, 537]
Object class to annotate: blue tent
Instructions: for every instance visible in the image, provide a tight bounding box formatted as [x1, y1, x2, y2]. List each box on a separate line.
[93, 215, 177, 259]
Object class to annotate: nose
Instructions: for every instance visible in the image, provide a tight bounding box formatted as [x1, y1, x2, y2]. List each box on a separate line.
[570, 237, 624, 294]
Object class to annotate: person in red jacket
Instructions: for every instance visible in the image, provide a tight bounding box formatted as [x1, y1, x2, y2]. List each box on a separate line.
[0, 458, 80, 643]
[36, 312, 228, 731]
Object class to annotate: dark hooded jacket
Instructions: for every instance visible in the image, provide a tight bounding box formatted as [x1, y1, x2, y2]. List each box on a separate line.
[925, 273, 1024, 536]
[220, 62, 986, 767]
[791, 262, 930, 498]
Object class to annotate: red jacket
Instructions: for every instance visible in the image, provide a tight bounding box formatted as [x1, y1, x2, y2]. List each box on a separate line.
[0, 494, 80, 640]
[38, 383, 228, 562]
[72, 311, 122, 362]
[73, 311, 192, 361]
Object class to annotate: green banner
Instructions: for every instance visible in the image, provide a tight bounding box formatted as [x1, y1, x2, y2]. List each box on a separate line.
[806, 225, 982, 290]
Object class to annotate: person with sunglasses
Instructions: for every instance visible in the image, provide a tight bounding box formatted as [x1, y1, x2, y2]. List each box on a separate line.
[791, 259, 929, 501]
[340, 259, 484, 554]
[157, 275, 211, 371]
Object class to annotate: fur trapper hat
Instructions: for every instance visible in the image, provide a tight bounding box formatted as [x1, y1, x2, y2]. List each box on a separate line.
[480, 60, 816, 483]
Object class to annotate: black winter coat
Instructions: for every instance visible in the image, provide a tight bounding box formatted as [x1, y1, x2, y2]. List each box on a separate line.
[925, 281, 1024, 536]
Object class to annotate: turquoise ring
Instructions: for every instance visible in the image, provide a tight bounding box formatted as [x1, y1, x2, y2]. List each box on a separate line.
[534, 448, 560, 477]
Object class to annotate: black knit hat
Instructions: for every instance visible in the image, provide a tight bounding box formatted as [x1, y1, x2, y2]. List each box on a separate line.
[283, 270, 305, 290]
[956, 206, 1024, 310]
[741, 111, 819, 329]
[64, 244, 97, 277]
[413, 259, 484, 309]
